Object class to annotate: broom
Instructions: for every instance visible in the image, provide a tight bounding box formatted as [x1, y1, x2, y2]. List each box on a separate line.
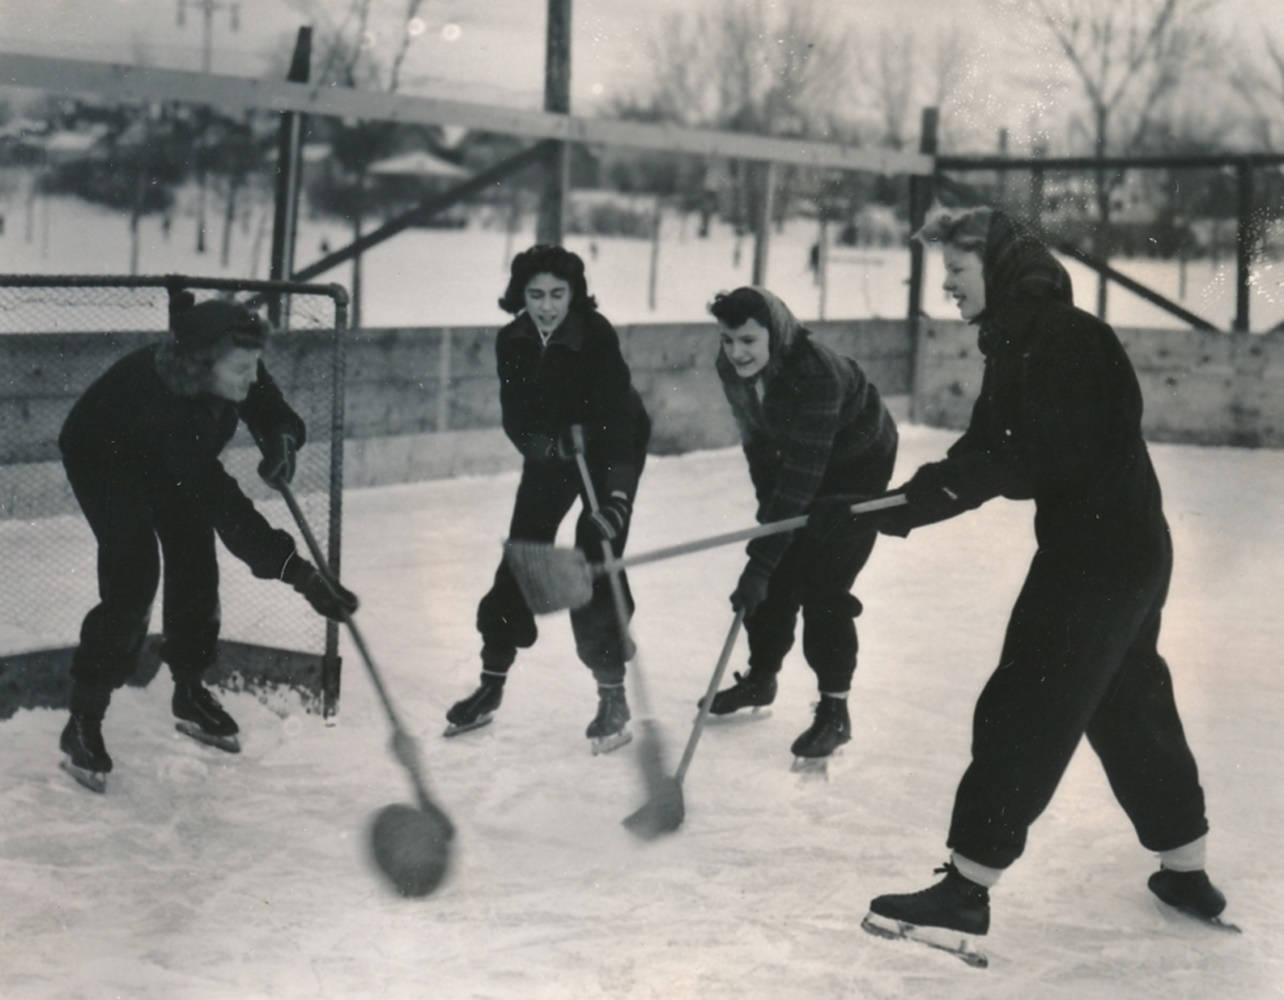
[621, 608, 745, 838]
[564, 425, 679, 841]
[277, 480, 454, 898]
[505, 494, 907, 615]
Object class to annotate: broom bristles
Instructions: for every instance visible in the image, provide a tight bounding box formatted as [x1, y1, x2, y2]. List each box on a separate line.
[503, 541, 596, 614]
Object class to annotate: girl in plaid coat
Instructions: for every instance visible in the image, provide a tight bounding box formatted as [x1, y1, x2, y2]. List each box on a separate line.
[708, 286, 897, 763]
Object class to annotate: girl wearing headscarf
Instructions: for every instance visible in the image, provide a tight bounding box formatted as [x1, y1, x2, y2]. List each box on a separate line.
[839, 206, 1227, 957]
[708, 286, 898, 765]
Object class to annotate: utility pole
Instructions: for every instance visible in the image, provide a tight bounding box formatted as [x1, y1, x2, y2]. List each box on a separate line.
[177, 0, 241, 254]
[268, 27, 312, 330]
[536, 0, 571, 245]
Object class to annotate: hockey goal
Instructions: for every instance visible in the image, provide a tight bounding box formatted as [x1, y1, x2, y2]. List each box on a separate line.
[0, 275, 348, 720]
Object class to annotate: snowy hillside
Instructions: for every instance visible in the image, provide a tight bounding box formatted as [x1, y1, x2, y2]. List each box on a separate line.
[2, 425, 1281, 999]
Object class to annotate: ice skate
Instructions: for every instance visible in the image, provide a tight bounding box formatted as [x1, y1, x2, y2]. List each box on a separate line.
[861, 863, 990, 968]
[699, 669, 776, 721]
[790, 695, 851, 775]
[1148, 868, 1240, 933]
[587, 683, 632, 755]
[59, 714, 112, 793]
[443, 671, 505, 737]
[172, 679, 241, 753]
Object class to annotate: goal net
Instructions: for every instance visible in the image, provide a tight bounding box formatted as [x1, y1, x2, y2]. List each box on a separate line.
[0, 275, 348, 720]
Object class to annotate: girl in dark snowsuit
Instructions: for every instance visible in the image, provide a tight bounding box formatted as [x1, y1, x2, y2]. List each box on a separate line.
[444, 245, 651, 753]
[834, 207, 1226, 949]
[709, 287, 897, 763]
[58, 297, 358, 789]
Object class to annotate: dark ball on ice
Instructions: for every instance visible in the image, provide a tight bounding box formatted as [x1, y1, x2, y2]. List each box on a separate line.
[368, 801, 455, 898]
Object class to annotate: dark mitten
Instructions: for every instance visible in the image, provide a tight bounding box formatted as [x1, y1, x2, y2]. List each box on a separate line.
[807, 494, 870, 535]
[257, 428, 300, 487]
[730, 561, 771, 618]
[522, 430, 574, 463]
[588, 492, 632, 543]
[281, 552, 359, 621]
[879, 463, 963, 537]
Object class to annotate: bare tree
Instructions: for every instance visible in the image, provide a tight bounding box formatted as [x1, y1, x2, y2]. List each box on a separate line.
[643, 0, 854, 135]
[853, 21, 979, 154]
[1032, 0, 1225, 315]
[859, 29, 915, 151]
[1232, 31, 1284, 148]
[638, 0, 858, 236]
[279, 0, 429, 326]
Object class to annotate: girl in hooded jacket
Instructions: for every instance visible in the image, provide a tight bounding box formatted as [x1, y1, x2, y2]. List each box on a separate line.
[708, 286, 897, 764]
[57, 294, 358, 792]
[833, 206, 1227, 954]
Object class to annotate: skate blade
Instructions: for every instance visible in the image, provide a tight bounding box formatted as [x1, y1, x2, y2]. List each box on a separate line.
[861, 912, 989, 968]
[791, 746, 847, 779]
[60, 757, 107, 794]
[1153, 900, 1243, 934]
[790, 756, 830, 779]
[442, 713, 494, 738]
[590, 727, 633, 756]
[700, 706, 773, 725]
[174, 721, 242, 754]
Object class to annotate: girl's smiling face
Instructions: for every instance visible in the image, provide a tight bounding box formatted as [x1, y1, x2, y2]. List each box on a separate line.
[208, 346, 261, 401]
[524, 272, 571, 337]
[719, 318, 771, 379]
[942, 244, 987, 321]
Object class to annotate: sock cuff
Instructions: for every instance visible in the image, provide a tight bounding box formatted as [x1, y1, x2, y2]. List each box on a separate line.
[1159, 835, 1207, 873]
[819, 690, 850, 700]
[951, 852, 1003, 889]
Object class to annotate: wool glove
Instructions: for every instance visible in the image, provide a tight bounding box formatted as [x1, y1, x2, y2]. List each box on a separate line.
[588, 491, 632, 543]
[257, 428, 300, 488]
[730, 561, 771, 618]
[281, 551, 359, 621]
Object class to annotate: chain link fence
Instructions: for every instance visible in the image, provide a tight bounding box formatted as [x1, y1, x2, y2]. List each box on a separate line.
[0, 275, 348, 719]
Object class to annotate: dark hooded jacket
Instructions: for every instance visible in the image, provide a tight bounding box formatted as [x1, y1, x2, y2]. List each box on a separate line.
[496, 307, 650, 500]
[897, 210, 1164, 546]
[59, 344, 304, 579]
[717, 288, 897, 575]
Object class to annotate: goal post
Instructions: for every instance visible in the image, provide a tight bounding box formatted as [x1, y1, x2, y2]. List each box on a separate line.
[0, 274, 349, 721]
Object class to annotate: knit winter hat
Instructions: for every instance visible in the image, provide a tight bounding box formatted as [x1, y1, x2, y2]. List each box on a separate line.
[170, 297, 270, 354]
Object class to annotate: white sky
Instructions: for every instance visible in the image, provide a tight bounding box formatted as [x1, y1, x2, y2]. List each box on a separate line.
[1, 0, 1282, 149]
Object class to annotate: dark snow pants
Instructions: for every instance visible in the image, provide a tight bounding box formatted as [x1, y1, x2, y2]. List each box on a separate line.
[947, 517, 1209, 869]
[64, 451, 221, 717]
[745, 445, 896, 693]
[476, 452, 647, 686]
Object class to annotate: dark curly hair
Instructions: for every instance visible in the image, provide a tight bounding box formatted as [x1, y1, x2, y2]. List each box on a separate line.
[708, 287, 772, 330]
[497, 244, 597, 315]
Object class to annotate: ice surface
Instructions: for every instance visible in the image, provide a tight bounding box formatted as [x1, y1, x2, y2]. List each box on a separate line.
[2, 427, 1281, 999]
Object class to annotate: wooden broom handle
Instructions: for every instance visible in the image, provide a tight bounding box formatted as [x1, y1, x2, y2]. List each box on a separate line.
[601, 493, 907, 574]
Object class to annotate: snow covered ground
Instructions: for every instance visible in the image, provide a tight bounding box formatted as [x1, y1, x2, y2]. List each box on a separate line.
[2, 425, 1282, 999]
[3, 194, 1282, 332]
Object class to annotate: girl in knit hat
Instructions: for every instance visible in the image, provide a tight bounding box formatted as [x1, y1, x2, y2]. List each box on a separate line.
[708, 286, 898, 768]
[56, 293, 357, 792]
[833, 205, 1229, 961]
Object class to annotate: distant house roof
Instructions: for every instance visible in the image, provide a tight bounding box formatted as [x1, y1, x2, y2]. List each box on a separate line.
[41, 125, 110, 156]
[367, 149, 468, 178]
